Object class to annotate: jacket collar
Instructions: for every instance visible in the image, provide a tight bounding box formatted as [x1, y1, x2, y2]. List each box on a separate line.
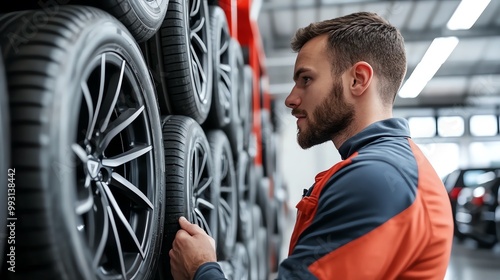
[338, 118, 411, 160]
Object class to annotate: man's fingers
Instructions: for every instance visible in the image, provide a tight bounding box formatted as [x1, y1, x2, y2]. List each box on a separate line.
[169, 249, 174, 259]
[178, 216, 206, 235]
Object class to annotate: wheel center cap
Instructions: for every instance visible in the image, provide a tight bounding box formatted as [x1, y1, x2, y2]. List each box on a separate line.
[87, 159, 100, 179]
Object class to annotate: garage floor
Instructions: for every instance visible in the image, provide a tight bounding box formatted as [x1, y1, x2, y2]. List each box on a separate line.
[445, 239, 500, 280]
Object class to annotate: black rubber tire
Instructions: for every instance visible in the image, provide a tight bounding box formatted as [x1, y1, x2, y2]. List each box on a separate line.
[245, 235, 259, 280]
[148, 0, 213, 124]
[236, 151, 251, 204]
[236, 151, 258, 243]
[269, 234, 282, 273]
[261, 109, 276, 178]
[272, 173, 286, 269]
[233, 41, 247, 126]
[0, 6, 165, 280]
[242, 65, 254, 151]
[0, 51, 8, 269]
[218, 260, 234, 279]
[0, 1, 168, 43]
[222, 39, 245, 157]
[71, 0, 169, 42]
[232, 242, 250, 280]
[497, 223, 500, 246]
[474, 220, 497, 249]
[477, 238, 497, 249]
[249, 162, 262, 207]
[159, 115, 218, 279]
[257, 177, 273, 227]
[251, 205, 269, 280]
[266, 199, 279, 273]
[272, 171, 286, 237]
[205, 5, 232, 128]
[207, 129, 237, 261]
[258, 228, 270, 279]
[0, 1, 57, 12]
[256, 177, 277, 275]
[496, 206, 500, 243]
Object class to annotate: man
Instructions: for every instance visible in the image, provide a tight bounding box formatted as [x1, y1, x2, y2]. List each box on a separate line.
[169, 11, 453, 280]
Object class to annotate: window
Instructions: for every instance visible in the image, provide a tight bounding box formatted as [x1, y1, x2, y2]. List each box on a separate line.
[408, 117, 436, 138]
[468, 141, 500, 167]
[437, 116, 464, 137]
[417, 143, 460, 178]
[470, 115, 498, 136]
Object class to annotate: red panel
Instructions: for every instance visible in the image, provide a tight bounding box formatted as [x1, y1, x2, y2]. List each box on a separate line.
[219, 0, 238, 39]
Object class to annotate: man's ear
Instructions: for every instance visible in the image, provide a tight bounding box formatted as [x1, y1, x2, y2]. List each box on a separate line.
[349, 61, 373, 97]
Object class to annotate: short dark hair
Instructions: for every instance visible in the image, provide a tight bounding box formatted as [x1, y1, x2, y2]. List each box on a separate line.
[291, 12, 407, 104]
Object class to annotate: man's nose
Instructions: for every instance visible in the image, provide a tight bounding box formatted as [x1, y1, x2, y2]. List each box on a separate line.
[285, 87, 300, 109]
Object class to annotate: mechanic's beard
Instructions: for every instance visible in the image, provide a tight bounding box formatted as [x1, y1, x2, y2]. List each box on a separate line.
[297, 82, 354, 149]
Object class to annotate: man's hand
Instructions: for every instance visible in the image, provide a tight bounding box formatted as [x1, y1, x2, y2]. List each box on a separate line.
[169, 216, 217, 280]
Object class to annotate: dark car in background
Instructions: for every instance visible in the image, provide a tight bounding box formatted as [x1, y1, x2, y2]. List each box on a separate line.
[455, 169, 500, 248]
[497, 187, 500, 243]
[443, 167, 499, 240]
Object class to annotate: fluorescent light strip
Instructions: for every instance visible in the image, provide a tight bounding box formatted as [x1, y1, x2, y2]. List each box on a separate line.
[398, 0, 490, 99]
[398, 37, 459, 98]
[447, 0, 491, 30]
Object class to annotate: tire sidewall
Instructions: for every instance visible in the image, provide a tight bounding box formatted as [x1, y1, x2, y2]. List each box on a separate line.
[207, 130, 237, 259]
[131, 0, 169, 25]
[0, 51, 8, 263]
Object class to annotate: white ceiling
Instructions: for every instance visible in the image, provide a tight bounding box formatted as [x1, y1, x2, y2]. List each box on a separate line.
[258, 0, 500, 109]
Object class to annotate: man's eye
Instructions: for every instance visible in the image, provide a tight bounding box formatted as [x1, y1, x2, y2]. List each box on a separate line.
[302, 77, 311, 83]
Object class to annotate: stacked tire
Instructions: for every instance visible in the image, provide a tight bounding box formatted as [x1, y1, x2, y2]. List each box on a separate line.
[0, 7, 166, 279]
[0, 1, 285, 279]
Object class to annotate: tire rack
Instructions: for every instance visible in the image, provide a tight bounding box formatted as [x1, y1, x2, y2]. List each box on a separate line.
[220, 0, 287, 277]
[0, 0, 288, 279]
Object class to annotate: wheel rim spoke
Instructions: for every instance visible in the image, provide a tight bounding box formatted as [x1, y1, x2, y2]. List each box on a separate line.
[101, 144, 152, 167]
[219, 207, 230, 234]
[195, 177, 212, 197]
[190, 44, 206, 90]
[191, 30, 208, 54]
[220, 156, 229, 179]
[191, 16, 205, 36]
[193, 147, 207, 189]
[87, 54, 107, 140]
[93, 182, 110, 269]
[106, 205, 127, 280]
[220, 39, 229, 55]
[111, 172, 154, 210]
[219, 212, 227, 232]
[190, 0, 201, 17]
[101, 181, 146, 258]
[220, 82, 231, 109]
[219, 199, 231, 222]
[197, 197, 215, 210]
[194, 207, 212, 236]
[75, 188, 94, 215]
[72, 144, 88, 163]
[99, 106, 145, 152]
[100, 60, 126, 132]
[219, 63, 231, 75]
[87, 199, 96, 252]
[192, 145, 200, 187]
[81, 81, 94, 137]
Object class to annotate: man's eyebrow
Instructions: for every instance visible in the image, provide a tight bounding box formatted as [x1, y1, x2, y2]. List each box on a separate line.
[293, 67, 310, 81]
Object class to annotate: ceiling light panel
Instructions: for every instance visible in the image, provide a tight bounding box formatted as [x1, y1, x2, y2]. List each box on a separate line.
[447, 0, 491, 30]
